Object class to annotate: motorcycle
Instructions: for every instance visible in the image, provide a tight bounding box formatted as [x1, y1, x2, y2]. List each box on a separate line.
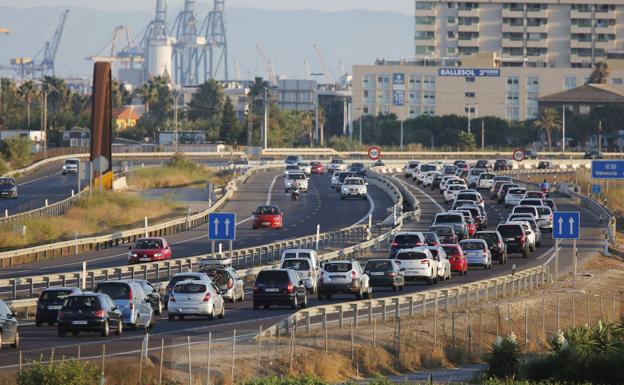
[291, 188, 301, 201]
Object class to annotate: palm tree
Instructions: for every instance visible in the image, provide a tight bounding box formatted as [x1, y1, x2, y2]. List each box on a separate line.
[532, 108, 562, 151]
[138, 80, 158, 115]
[587, 61, 611, 84]
[17, 80, 37, 127]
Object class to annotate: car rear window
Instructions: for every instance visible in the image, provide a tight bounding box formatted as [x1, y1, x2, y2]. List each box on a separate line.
[474, 233, 497, 244]
[457, 193, 478, 200]
[365, 261, 393, 272]
[40, 290, 73, 302]
[509, 189, 526, 195]
[95, 283, 131, 300]
[134, 239, 163, 249]
[282, 259, 311, 271]
[498, 225, 523, 237]
[324, 263, 352, 272]
[515, 207, 536, 214]
[435, 215, 463, 223]
[537, 207, 551, 215]
[256, 206, 279, 215]
[289, 174, 305, 180]
[430, 227, 453, 235]
[169, 275, 201, 287]
[480, 174, 495, 180]
[442, 246, 461, 255]
[393, 234, 422, 244]
[66, 160, 79, 165]
[174, 283, 206, 294]
[461, 241, 485, 250]
[395, 252, 428, 260]
[470, 169, 484, 176]
[256, 270, 289, 284]
[423, 233, 439, 243]
[63, 296, 100, 310]
[420, 164, 436, 172]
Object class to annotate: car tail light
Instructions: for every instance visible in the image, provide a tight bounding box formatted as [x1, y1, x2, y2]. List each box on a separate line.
[483, 251, 488, 257]
[227, 279, 233, 289]
[421, 260, 430, 266]
[520, 235, 526, 244]
[497, 241, 503, 248]
[203, 293, 211, 302]
[287, 282, 294, 293]
[95, 309, 106, 318]
[170, 295, 176, 302]
[253, 286, 259, 293]
[391, 242, 399, 247]
[388, 272, 396, 277]
[57, 310, 65, 319]
[350, 271, 357, 280]
[549, 214, 553, 222]
[416, 242, 423, 247]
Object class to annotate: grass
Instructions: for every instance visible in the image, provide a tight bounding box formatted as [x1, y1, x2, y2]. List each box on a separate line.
[0, 191, 184, 250]
[129, 153, 233, 189]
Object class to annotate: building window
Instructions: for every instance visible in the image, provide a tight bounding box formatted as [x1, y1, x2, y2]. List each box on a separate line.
[448, 31, 456, 39]
[526, 107, 538, 119]
[416, 45, 435, 54]
[612, 78, 623, 85]
[447, 47, 458, 55]
[458, 17, 479, 26]
[465, 77, 475, 82]
[458, 47, 479, 55]
[564, 76, 577, 90]
[415, 31, 435, 40]
[447, 16, 456, 24]
[507, 106, 520, 121]
[458, 32, 479, 40]
[579, 105, 591, 115]
[416, 2, 434, 10]
[465, 92, 475, 98]
[415, 16, 435, 25]
[526, 76, 539, 92]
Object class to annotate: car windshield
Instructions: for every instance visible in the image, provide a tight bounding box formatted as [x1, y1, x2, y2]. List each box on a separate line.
[174, 283, 206, 294]
[324, 263, 352, 272]
[282, 259, 311, 271]
[63, 296, 100, 310]
[474, 233, 497, 244]
[396, 252, 428, 260]
[461, 242, 485, 250]
[430, 227, 453, 235]
[96, 283, 130, 300]
[169, 275, 201, 287]
[256, 206, 279, 215]
[286, 156, 299, 162]
[421, 164, 436, 172]
[344, 178, 364, 185]
[435, 215, 462, 223]
[498, 225, 523, 237]
[442, 246, 460, 255]
[509, 188, 526, 195]
[332, 159, 344, 164]
[40, 290, 73, 302]
[134, 239, 163, 249]
[393, 234, 422, 244]
[0, 179, 15, 186]
[423, 233, 438, 243]
[339, 173, 356, 182]
[289, 174, 305, 180]
[537, 207, 551, 215]
[364, 260, 393, 272]
[65, 160, 79, 165]
[256, 271, 289, 284]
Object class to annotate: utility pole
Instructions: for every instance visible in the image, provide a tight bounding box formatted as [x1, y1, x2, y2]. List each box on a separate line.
[400, 120, 404, 150]
[263, 88, 268, 149]
[562, 106, 566, 152]
[173, 90, 180, 152]
[43, 91, 48, 159]
[315, 88, 319, 145]
[467, 105, 472, 133]
[481, 119, 485, 149]
[598, 120, 603, 153]
[247, 97, 253, 146]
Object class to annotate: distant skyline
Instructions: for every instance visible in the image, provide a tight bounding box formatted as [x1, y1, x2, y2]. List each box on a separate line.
[0, 0, 413, 15]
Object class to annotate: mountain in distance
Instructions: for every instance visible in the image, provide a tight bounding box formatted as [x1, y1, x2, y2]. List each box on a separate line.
[0, 5, 413, 79]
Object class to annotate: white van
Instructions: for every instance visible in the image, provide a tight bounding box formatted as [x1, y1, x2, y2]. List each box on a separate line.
[280, 249, 319, 269]
[281, 258, 318, 293]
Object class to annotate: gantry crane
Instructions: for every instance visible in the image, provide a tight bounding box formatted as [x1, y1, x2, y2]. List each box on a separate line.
[255, 43, 277, 85]
[313, 44, 337, 84]
[87, 25, 143, 68]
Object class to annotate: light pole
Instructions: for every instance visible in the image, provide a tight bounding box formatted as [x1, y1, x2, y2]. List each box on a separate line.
[562, 105, 566, 152]
[311, 73, 323, 146]
[172, 88, 182, 153]
[400, 120, 404, 150]
[263, 88, 268, 149]
[41, 83, 59, 159]
[466, 104, 479, 134]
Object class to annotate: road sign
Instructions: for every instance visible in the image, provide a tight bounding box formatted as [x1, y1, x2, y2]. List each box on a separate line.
[591, 159, 624, 179]
[368, 146, 381, 161]
[512, 149, 525, 162]
[553, 211, 580, 240]
[208, 213, 236, 241]
[92, 155, 110, 173]
[592, 184, 601, 194]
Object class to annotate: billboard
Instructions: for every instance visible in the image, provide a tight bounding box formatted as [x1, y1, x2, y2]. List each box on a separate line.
[438, 68, 501, 77]
[392, 73, 405, 106]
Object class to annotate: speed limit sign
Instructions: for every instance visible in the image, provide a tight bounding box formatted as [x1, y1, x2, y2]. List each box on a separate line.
[512, 149, 526, 162]
[368, 146, 381, 161]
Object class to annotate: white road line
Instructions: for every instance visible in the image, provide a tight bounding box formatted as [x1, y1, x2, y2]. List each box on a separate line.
[354, 193, 376, 225]
[393, 176, 444, 211]
[19, 171, 63, 186]
[265, 174, 279, 205]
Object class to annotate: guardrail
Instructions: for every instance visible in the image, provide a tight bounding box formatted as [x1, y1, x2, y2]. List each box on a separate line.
[0, 164, 280, 267]
[0, 189, 86, 225]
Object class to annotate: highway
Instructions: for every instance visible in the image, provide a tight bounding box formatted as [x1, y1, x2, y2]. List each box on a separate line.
[0, 167, 606, 367]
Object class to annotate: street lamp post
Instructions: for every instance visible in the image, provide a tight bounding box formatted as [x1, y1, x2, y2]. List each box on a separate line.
[263, 88, 268, 150]
[400, 120, 404, 150]
[173, 89, 181, 153]
[310, 73, 323, 146]
[42, 84, 59, 159]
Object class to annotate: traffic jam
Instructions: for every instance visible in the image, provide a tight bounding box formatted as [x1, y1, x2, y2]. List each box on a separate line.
[0, 154, 556, 348]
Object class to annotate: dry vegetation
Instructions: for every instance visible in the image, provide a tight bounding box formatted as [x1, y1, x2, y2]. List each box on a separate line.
[0, 191, 184, 250]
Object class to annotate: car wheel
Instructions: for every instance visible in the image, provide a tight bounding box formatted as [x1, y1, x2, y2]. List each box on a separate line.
[131, 316, 139, 330]
[356, 288, 363, 300]
[483, 264, 488, 270]
[178, 315, 185, 320]
[208, 306, 215, 320]
[434, 276, 439, 284]
[11, 330, 19, 349]
[317, 293, 325, 301]
[35, 321, 42, 328]
[499, 256, 505, 265]
[57, 329, 65, 338]
[240, 290, 245, 302]
[300, 296, 307, 309]
[168, 313, 175, 320]
[392, 285, 397, 291]
[101, 321, 110, 337]
[530, 244, 536, 252]
[116, 320, 123, 335]
[155, 302, 162, 315]
[399, 284, 404, 291]
[364, 289, 372, 300]
[522, 248, 529, 258]
[427, 277, 434, 285]
[291, 296, 298, 309]
[253, 301, 260, 310]
[228, 297, 235, 303]
[218, 304, 225, 319]
[340, 195, 345, 200]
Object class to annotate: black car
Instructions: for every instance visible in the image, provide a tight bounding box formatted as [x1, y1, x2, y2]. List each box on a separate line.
[130, 280, 162, 315]
[473, 231, 507, 264]
[36, 287, 82, 327]
[431, 174, 444, 190]
[363, 259, 405, 290]
[422, 232, 441, 246]
[389, 232, 425, 258]
[537, 161, 553, 169]
[494, 159, 512, 171]
[349, 162, 366, 176]
[427, 225, 458, 244]
[584, 150, 603, 159]
[474, 160, 490, 170]
[496, 224, 529, 258]
[57, 293, 123, 337]
[0, 300, 19, 349]
[0, 178, 17, 199]
[525, 150, 538, 159]
[252, 269, 307, 309]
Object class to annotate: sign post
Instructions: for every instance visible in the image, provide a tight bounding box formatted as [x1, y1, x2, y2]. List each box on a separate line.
[552, 211, 580, 281]
[208, 213, 236, 259]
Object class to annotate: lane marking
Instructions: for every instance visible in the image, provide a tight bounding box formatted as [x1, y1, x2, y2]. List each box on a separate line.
[354, 193, 375, 225]
[265, 174, 279, 205]
[393, 176, 444, 211]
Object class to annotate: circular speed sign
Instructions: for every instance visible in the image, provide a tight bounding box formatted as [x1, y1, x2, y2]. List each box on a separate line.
[368, 146, 381, 161]
[512, 149, 526, 162]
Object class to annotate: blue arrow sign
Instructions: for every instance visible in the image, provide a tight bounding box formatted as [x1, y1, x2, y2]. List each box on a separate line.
[552, 211, 580, 240]
[591, 160, 624, 179]
[592, 184, 601, 194]
[208, 213, 236, 241]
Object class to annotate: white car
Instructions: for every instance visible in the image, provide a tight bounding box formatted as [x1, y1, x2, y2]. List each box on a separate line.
[439, 176, 458, 192]
[536, 205, 553, 231]
[167, 280, 225, 320]
[62, 158, 79, 175]
[341, 177, 368, 199]
[507, 221, 536, 252]
[330, 171, 340, 188]
[328, 159, 347, 172]
[404, 161, 420, 178]
[297, 162, 311, 176]
[422, 246, 452, 281]
[416, 164, 438, 184]
[477, 173, 496, 190]
[423, 171, 441, 187]
[392, 248, 439, 285]
[512, 205, 539, 220]
[504, 187, 528, 207]
[468, 169, 486, 187]
[444, 184, 467, 203]
[284, 172, 309, 192]
[284, 164, 300, 176]
[317, 260, 371, 300]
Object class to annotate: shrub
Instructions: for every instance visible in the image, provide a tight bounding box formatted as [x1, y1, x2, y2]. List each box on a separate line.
[167, 153, 198, 170]
[484, 333, 521, 380]
[0, 137, 32, 168]
[0, 158, 8, 175]
[17, 359, 100, 385]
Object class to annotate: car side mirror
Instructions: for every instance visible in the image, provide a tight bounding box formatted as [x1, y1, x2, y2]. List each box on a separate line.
[111, 306, 118, 311]
[299, 280, 304, 286]
[400, 268, 406, 272]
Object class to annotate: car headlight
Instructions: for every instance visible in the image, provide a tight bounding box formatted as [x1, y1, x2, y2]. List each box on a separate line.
[154, 253, 162, 257]
[286, 180, 293, 186]
[128, 252, 137, 257]
[342, 187, 349, 193]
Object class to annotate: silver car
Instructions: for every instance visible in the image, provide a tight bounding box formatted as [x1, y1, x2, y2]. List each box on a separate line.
[281, 258, 318, 293]
[94, 281, 154, 329]
[460, 239, 492, 270]
[168, 280, 225, 320]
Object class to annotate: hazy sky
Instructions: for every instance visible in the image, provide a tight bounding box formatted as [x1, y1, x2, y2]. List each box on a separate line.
[0, 0, 413, 15]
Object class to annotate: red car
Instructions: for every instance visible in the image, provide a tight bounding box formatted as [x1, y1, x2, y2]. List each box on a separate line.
[252, 205, 283, 229]
[310, 161, 325, 175]
[442, 244, 467, 275]
[128, 237, 172, 264]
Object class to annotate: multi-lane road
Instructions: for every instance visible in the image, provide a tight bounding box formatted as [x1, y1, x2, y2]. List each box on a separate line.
[0, 165, 606, 367]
